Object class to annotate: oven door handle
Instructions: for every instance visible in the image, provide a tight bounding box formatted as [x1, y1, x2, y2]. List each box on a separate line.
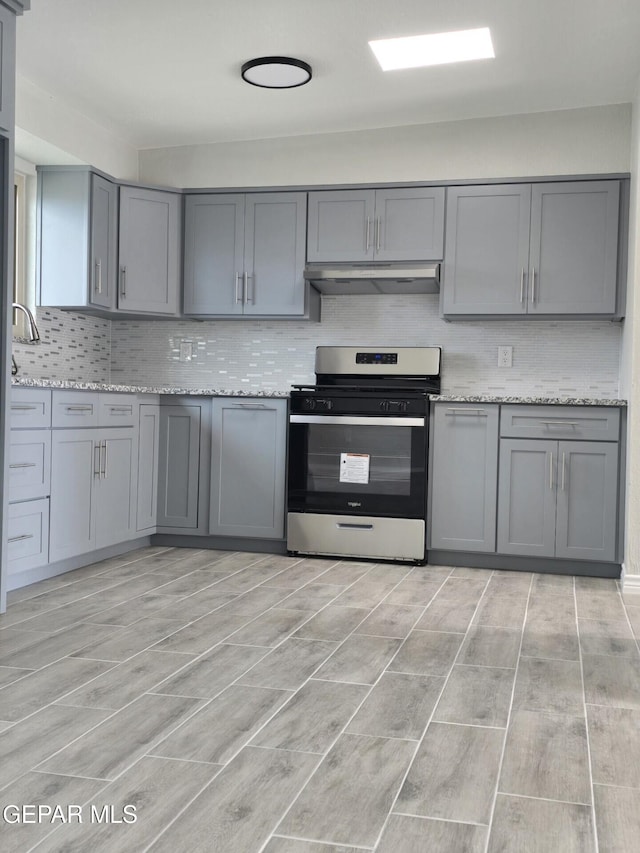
[289, 415, 426, 427]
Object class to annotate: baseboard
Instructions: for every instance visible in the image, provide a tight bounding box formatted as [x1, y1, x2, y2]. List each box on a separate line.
[151, 533, 287, 555]
[621, 566, 640, 595]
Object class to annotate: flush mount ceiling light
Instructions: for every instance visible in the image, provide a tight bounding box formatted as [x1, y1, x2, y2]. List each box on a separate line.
[241, 56, 312, 89]
[369, 27, 495, 71]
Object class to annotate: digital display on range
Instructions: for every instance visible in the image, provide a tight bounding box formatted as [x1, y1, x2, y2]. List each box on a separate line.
[355, 352, 398, 365]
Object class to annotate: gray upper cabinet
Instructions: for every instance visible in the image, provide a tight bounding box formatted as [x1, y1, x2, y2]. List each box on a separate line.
[442, 184, 531, 315]
[118, 186, 181, 315]
[183, 192, 308, 317]
[442, 180, 621, 318]
[38, 170, 118, 312]
[528, 182, 619, 315]
[429, 403, 499, 553]
[307, 187, 445, 263]
[0, 2, 15, 134]
[210, 398, 287, 539]
[90, 174, 118, 310]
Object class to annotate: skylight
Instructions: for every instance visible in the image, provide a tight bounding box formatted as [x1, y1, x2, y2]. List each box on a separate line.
[369, 27, 495, 71]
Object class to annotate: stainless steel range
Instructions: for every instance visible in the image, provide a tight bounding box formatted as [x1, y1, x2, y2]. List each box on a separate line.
[287, 346, 441, 564]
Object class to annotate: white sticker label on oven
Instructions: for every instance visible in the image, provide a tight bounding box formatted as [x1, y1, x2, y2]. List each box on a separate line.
[339, 452, 370, 484]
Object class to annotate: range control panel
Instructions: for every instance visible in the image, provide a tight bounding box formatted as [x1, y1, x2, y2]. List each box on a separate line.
[355, 352, 398, 365]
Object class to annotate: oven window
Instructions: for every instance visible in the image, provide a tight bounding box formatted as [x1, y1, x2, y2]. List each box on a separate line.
[306, 423, 413, 495]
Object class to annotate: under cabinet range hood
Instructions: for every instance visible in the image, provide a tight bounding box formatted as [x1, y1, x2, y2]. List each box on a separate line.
[304, 263, 441, 295]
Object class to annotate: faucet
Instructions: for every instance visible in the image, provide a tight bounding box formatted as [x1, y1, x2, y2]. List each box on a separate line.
[12, 303, 41, 375]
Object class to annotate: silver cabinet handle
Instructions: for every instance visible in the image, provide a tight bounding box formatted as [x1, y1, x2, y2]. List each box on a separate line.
[539, 421, 580, 427]
[375, 217, 381, 252]
[245, 273, 254, 304]
[549, 451, 554, 490]
[243, 271, 248, 304]
[8, 533, 34, 543]
[530, 266, 536, 303]
[9, 462, 37, 469]
[337, 523, 374, 530]
[65, 405, 93, 413]
[11, 405, 38, 411]
[101, 440, 107, 479]
[445, 408, 488, 416]
[108, 406, 132, 414]
[95, 259, 102, 294]
[561, 452, 566, 491]
[365, 216, 371, 252]
[235, 272, 242, 304]
[120, 266, 126, 297]
[231, 402, 269, 409]
[520, 268, 525, 303]
[94, 442, 101, 477]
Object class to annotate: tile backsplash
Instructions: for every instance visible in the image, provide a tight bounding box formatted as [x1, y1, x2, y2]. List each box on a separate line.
[14, 298, 622, 397]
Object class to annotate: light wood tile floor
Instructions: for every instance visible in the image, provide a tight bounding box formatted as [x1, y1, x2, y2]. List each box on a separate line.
[1, 547, 639, 852]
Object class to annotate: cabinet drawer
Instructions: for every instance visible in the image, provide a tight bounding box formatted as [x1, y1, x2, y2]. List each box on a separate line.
[10, 388, 52, 428]
[7, 499, 50, 576]
[99, 393, 136, 427]
[8, 431, 51, 502]
[500, 406, 620, 441]
[52, 391, 99, 427]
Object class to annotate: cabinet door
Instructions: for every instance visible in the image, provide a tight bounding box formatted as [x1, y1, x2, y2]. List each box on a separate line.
[307, 190, 375, 262]
[375, 187, 444, 261]
[497, 439, 557, 557]
[183, 194, 245, 315]
[555, 441, 618, 562]
[137, 404, 160, 531]
[529, 181, 619, 315]
[89, 174, 118, 310]
[244, 193, 307, 316]
[210, 399, 287, 539]
[157, 405, 201, 529]
[0, 3, 15, 134]
[118, 187, 181, 315]
[49, 430, 97, 562]
[430, 404, 499, 552]
[95, 429, 135, 549]
[442, 185, 531, 315]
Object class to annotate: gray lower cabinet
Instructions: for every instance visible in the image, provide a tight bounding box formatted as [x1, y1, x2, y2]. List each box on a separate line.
[137, 403, 160, 532]
[7, 499, 49, 582]
[497, 438, 619, 562]
[49, 427, 136, 562]
[429, 403, 499, 552]
[307, 187, 445, 263]
[183, 192, 308, 317]
[156, 404, 202, 529]
[442, 180, 620, 318]
[118, 186, 181, 315]
[210, 398, 287, 539]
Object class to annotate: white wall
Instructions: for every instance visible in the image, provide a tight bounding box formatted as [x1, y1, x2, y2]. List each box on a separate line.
[139, 104, 631, 188]
[621, 80, 640, 583]
[15, 76, 139, 180]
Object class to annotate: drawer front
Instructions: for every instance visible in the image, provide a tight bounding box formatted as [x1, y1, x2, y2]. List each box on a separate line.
[99, 393, 136, 427]
[10, 388, 52, 429]
[52, 391, 99, 427]
[7, 499, 50, 576]
[500, 405, 620, 441]
[8, 431, 51, 502]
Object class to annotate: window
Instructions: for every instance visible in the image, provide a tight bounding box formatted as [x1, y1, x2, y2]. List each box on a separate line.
[12, 159, 36, 337]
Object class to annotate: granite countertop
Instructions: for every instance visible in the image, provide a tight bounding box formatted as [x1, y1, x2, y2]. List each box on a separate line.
[430, 394, 627, 407]
[10, 379, 627, 406]
[10, 378, 289, 398]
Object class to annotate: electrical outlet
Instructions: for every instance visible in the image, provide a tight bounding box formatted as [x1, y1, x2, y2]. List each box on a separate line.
[179, 340, 193, 362]
[497, 345, 513, 368]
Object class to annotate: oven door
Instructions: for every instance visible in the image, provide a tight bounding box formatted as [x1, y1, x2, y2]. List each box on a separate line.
[288, 414, 427, 519]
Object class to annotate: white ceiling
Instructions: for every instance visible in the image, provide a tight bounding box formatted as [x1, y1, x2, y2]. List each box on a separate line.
[16, 0, 640, 150]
